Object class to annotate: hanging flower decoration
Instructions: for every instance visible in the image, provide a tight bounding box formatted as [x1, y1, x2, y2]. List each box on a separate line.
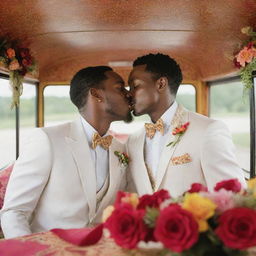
[234, 26, 256, 91]
[0, 38, 36, 108]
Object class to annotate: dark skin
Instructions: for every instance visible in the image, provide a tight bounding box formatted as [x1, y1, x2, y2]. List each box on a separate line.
[128, 64, 175, 123]
[81, 71, 132, 136]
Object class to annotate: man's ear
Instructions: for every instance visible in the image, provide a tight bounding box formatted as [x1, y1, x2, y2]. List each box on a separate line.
[90, 88, 103, 102]
[157, 77, 168, 91]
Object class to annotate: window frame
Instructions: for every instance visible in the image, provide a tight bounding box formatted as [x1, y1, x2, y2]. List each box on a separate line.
[0, 72, 39, 159]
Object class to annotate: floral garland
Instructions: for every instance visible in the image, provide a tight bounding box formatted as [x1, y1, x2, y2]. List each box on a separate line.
[234, 26, 256, 91]
[102, 178, 256, 256]
[0, 38, 36, 108]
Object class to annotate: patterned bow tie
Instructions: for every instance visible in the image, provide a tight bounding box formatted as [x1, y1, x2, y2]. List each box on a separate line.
[145, 118, 164, 139]
[92, 133, 113, 150]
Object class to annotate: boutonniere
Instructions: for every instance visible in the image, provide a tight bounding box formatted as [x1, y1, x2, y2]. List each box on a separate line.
[114, 151, 130, 167]
[166, 122, 190, 147]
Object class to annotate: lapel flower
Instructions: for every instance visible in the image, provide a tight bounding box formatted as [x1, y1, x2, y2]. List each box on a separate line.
[114, 151, 130, 167]
[166, 122, 190, 147]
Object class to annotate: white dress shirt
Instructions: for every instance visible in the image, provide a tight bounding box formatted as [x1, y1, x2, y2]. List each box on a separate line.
[145, 101, 178, 178]
[80, 116, 109, 192]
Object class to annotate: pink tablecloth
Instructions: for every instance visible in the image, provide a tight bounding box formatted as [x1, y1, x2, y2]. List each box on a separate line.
[0, 230, 135, 256]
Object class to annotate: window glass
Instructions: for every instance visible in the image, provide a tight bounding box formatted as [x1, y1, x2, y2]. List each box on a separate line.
[176, 84, 196, 112]
[210, 81, 250, 177]
[0, 78, 16, 168]
[44, 85, 78, 127]
[0, 79, 37, 167]
[19, 83, 37, 153]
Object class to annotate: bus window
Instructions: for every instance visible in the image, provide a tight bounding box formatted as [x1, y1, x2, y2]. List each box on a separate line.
[209, 80, 250, 177]
[0, 77, 16, 167]
[176, 84, 196, 112]
[43, 85, 77, 127]
[0, 78, 37, 167]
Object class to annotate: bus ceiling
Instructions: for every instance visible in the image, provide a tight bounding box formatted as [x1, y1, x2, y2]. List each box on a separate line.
[0, 0, 255, 84]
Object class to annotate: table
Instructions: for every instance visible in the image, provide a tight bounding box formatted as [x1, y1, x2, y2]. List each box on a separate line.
[0, 230, 255, 256]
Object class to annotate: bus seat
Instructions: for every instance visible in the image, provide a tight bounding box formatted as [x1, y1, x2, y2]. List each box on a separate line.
[0, 164, 13, 209]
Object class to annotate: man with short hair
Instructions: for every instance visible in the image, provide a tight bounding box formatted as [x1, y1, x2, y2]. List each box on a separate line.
[127, 53, 246, 197]
[1, 66, 132, 238]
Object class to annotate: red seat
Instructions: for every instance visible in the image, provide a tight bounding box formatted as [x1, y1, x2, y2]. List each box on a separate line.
[0, 164, 13, 209]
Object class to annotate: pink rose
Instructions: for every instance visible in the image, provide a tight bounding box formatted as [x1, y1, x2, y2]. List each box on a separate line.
[215, 207, 256, 250]
[154, 204, 198, 252]
[8, 59, 20, 71]
[214, 179, 241, 193]
[204, 189, 235, 213]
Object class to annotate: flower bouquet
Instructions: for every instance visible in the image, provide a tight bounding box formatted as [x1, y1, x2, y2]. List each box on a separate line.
[102, 179, 256, 256]
[0, 38, 36, 108]
[234, 26, 256, 91]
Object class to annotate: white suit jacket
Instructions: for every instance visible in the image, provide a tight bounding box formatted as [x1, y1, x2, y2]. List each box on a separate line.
[127, 105, 246, 197]
[1, 119, 127, 238]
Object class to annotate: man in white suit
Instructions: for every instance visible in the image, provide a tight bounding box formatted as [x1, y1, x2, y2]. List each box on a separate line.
[127, 53, 246, 197]
[1, 66, 132, 238]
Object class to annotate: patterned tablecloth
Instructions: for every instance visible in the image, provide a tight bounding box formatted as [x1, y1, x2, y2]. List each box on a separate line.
[0, 230, 154, 256]
[0, 230, 255, 256]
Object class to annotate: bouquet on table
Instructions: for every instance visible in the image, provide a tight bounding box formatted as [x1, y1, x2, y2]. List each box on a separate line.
[102, 179, 256, 256]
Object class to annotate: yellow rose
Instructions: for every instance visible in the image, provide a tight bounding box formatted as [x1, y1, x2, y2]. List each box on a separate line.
[182, 193, 216, 232]
[102, 205, 114, 222]
[247, 178, 256, 190]
[121, 193, 139, 208]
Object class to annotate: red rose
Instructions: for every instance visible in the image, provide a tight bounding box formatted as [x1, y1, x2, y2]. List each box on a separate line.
[22, 57, 32, 67]
[138, 189, 170, 209]
[154, 204, 198, 252]
[104, 204, 147, 249]
[19, 48, 30, 58]
[187, 183, 208, 193]
[234, 58, 242, 69]
[214, 179, 241, 193]
[114, 191, 129, 207]
[215, 207, 256, 249]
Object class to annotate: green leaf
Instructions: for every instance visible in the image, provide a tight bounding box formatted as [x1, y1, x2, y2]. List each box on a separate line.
[143, 207, 159, 228]
[166, 141, 173, 147]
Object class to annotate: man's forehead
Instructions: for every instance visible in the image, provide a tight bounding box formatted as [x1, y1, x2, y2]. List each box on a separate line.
[105, 70, 124, 84]
[129, 64, 150, 82]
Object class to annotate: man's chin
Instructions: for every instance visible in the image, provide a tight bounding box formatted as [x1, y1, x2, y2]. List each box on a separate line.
[131, 109, 144, 117]
[123, 111, 133, 123]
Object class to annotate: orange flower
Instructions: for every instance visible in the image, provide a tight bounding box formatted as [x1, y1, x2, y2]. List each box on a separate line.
[6, 48, 15, 59]
[236, 46, 256, 67]
[172, 122, 190, 135]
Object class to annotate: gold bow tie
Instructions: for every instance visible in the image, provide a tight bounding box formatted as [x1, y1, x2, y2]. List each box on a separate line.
[145, 118, 164, 139]
[92, 133, 113, 150]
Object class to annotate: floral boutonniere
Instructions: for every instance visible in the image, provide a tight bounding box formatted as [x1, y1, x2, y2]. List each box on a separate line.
[166, 122, 190, 147]
[114, 151, 130, 167]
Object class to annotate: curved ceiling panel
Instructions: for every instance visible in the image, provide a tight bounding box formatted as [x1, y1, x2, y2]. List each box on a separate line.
[0, 0, 255, 83]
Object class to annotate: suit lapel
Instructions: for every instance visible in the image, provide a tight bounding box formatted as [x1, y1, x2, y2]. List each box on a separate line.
[130, 129, 153, 194]
[96, 138, 124, 214]
[65, 118, 97, 220]
[155, 105, 188, 190]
